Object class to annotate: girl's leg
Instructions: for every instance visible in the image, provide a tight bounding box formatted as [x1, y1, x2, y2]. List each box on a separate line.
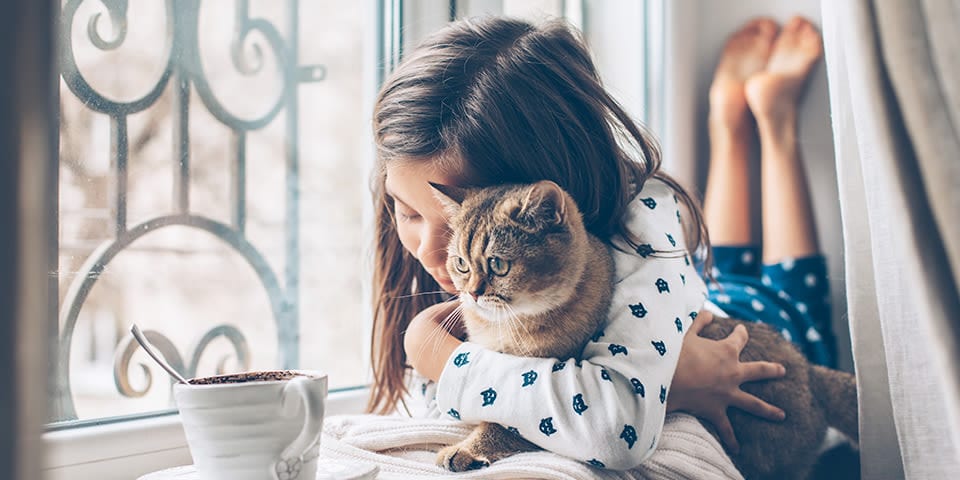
[703, 18, 778, 247]
[745, 16, 824, 264]
[746, 17, 835, 364]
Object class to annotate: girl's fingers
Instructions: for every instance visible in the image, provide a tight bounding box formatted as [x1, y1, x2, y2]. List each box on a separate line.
[712, 416, 740, 454]
[689, 309, 715, 335]
[732, 390, 786, 422]
[724, 323, 750, 352]
[740, 360, 787, 383]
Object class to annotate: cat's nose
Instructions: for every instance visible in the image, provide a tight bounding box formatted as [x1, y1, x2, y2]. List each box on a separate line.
[470, 282, 485, 301]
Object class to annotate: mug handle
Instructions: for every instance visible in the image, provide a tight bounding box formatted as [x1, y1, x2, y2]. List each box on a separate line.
[274, 376, 326, 480]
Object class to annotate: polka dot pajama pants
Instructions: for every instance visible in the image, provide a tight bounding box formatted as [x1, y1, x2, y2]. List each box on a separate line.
[704, 246, 835, 367]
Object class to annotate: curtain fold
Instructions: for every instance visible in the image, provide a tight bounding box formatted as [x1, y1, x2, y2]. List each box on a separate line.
[821, 0, 960, 478]
[2, 1, 56, 479]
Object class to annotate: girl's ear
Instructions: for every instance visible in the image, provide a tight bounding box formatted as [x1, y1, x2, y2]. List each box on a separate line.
[519, 180, 566, 225]
[429, 182, 468, 217]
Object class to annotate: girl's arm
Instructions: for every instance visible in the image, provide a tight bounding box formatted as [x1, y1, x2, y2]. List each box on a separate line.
[404, 301, 462, 382]
[405, 268, 784, 470]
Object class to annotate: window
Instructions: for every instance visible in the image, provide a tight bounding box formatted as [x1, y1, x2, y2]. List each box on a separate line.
[43, 1, 661, 478]
[53, 0, 376, 426]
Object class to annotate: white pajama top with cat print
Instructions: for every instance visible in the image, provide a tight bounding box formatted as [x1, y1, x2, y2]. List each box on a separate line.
[419, 179, 708, 471]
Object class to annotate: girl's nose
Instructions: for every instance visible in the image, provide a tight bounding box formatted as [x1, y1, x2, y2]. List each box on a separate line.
[417, 224, 448, 270]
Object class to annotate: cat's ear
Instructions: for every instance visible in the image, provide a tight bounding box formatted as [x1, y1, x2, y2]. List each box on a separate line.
[429, 182, 468, 216]
[519, 180, 566, 225]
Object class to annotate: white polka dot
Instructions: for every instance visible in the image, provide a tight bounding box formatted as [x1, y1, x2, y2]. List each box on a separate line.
[781, 257, 795, 271]
[806, 327, 822, 342]
[711, 266, 721, 278]
[796, 302, 808, 314]
[779, 310, 790, 320]
[804, 274, 817, 287]
[781, 329, 793, 342]
[744, 286, 757, 296]
[741, 251, 754, 264]
[761, 275, 772, 286]
[751, 299, 764, 311]
[778, 290, 791, 300]
[716, 294, 731, 304]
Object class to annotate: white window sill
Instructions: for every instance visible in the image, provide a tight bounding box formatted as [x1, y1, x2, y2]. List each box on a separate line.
[43, 387, 370, 480]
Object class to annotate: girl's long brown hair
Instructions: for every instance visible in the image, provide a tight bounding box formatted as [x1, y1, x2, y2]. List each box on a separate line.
[367, 17, 710, 414]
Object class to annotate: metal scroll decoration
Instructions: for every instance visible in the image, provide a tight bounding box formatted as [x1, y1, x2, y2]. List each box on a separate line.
[113, 325, 251, 398]
[53, 0, 325, 421]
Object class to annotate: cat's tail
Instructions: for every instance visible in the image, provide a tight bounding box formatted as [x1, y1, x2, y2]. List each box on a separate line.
[809, 365, 859, 442]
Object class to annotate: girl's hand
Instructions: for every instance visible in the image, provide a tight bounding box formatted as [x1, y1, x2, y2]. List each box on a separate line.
[403, 301, 463, 382]
[667, 309, 787, 453]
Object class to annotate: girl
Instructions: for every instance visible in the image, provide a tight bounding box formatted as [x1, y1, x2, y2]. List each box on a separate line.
[367, 16, 787, 469]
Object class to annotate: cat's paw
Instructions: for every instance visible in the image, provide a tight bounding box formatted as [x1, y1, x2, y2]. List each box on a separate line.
[437, 444, 491, 472]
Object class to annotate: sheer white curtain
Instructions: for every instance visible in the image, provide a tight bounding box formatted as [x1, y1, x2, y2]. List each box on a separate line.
[821, 0, 960, 478]
[2, 1, 56, 479]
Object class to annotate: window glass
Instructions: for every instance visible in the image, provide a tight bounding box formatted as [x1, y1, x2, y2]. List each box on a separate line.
[454, 0, 567, 23]
[53, 0, 374, 423]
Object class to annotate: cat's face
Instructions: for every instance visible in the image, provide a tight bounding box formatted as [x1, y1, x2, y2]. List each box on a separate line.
[434, 181, 584, 319]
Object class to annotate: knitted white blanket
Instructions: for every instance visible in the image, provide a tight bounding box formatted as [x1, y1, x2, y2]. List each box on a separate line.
[320, 413, 744, 480]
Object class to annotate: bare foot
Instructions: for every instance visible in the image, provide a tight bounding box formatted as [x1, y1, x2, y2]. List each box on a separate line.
[709, 17, 779, 129]
[745, 16, 823, 121]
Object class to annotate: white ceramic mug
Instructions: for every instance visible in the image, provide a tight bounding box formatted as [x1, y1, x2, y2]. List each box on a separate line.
[174, 370, 327, 480]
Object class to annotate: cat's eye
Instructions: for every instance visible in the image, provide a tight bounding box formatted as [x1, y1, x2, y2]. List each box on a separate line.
[488, 256, 510, 276]
[453, 256, 470, 274]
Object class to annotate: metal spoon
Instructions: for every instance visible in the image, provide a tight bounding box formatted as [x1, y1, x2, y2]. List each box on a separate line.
[130, 324, 190, 384]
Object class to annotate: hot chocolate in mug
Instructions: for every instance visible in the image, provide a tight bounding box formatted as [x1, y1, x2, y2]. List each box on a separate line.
[174, 370, 327, 480]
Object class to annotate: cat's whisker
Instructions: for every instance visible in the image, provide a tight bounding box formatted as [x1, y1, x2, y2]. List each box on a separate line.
[391, 290, 452, 299]
[498, 306, 519, 355]
[441, 305, 464, 336]
[423, 246, 452, 258]
[504, 303, 533, 357]
[493, 306, 512, 353]
[430, 304, 465, 355]
[417, 322, 451, 362]
[495, 305, 506, 353]
[414, 304, 463, 361]
[500, 305, 525, 355]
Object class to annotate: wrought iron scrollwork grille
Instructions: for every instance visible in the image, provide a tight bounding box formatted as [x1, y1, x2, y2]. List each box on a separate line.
[53, 0, 324, 421]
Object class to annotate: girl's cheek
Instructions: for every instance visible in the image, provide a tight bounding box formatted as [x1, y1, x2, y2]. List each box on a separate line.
[395, 227, 418, 259]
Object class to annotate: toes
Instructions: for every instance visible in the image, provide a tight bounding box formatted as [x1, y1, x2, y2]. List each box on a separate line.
[733, 17, 778, 43]
[797, 21, 824, 55]
[749, 17, 779, 38]
[784, 15, 808, 33]
[765, 16, 822, 73]
[780, 16, 822, 48]
[716, 17, 779, 81]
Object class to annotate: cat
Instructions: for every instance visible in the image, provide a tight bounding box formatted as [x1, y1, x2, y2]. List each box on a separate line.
[430, 180, 614, 472]
[697, 312, 858, 479]
[430, 180, 858, 479]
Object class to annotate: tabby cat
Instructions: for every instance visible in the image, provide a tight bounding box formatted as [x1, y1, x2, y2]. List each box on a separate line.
[431, 180, 858, 479]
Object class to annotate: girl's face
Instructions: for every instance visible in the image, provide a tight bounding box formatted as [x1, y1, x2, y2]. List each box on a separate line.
[384, 160, 460, 295]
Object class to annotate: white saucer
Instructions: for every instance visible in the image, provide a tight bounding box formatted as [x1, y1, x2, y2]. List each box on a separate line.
[138, 460, 379, 480]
